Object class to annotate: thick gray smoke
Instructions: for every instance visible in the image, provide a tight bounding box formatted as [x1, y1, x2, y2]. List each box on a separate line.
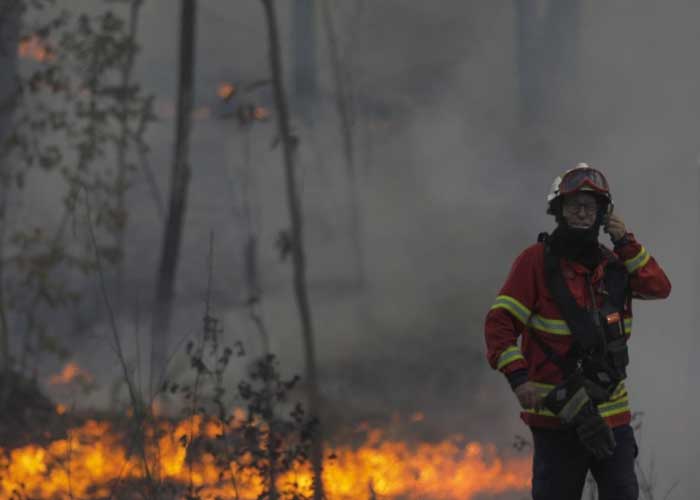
[14, 1, 698, 498]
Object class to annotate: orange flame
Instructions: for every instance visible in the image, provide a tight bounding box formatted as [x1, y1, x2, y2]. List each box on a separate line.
[218, 82, 237, 100]
[18, 35, 54, 62]
[49, 362, 93, 386]
[0, 416, 530, 499]
[410, 412, 425, 423]
[253, 106, 271, 121]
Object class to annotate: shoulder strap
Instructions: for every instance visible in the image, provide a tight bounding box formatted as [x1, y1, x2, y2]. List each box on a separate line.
[529, 326, 580, 376]
[543, 243, 602, 352]
[600, 247, 629, 313]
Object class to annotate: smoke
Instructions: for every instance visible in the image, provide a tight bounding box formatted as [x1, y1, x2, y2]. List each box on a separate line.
[11, 1, 699, 497]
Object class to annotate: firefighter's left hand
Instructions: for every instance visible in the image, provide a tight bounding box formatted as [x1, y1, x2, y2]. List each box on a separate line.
[604, 213, 627, 242]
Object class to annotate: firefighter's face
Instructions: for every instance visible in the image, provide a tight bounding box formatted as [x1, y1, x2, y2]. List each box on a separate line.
[562, 192, 598, 229]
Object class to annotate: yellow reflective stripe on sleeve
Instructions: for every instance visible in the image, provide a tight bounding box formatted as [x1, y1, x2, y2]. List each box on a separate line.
[490, 295, 532, 325]
[529, 314, 571, 335]
[497, 345, 525, 370]
[624, 317, 632, 336]
[624, 247, 650, 273]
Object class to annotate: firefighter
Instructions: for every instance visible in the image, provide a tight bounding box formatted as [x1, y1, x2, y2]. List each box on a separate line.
[484, 164, 671, 500]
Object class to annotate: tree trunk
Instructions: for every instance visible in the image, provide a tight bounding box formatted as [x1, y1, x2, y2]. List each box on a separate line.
[292, 0, 317, 125]
[260, 2, 324, 500]
[320, 0, 366, 287]
[0, 0, 20, 408]
[115, 0, 144, 302]
[150, 0, 197, 396]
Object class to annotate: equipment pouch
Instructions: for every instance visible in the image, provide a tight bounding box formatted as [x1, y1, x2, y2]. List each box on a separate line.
[582, 356, 617, 397]
[607, 337, 629, 380]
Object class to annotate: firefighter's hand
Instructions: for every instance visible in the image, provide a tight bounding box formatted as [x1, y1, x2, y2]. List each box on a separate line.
[514, 382, 544, 410]
[603, 213, 627, 242]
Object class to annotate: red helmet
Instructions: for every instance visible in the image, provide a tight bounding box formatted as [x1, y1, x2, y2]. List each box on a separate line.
[547, 163, 612, 215]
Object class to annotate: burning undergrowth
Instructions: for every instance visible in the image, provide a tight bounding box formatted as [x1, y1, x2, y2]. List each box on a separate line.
[0, 349, 531, 500]
[0, 409, 531, 500]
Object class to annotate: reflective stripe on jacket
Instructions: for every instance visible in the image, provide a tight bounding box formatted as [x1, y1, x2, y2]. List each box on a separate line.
[484, 232, 671, 429]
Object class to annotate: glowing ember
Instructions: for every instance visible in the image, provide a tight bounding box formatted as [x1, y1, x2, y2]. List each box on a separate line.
[49, 362, 93, 386]
[253, 106, 271, 121]
[410, 412, 425, 423]
[218, 82, 237, 100]
[18, 35, 54, 62]
[0, 417, 530, 499]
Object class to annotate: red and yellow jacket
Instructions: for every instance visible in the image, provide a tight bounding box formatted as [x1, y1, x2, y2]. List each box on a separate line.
[484, 233, 671, 428]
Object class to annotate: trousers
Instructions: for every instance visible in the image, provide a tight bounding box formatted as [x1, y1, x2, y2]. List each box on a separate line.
[531, 424, 639, 500]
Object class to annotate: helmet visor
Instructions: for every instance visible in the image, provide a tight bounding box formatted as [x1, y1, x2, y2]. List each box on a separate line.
[559, 168, 609, 195]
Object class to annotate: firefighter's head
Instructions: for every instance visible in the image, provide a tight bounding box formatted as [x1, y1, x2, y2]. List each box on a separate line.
[547, 163, 613, 236]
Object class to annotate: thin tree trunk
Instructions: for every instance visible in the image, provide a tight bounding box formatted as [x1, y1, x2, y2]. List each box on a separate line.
[320, 0, 365, 287]
[514, 0, 542, 128]
[115, 0, 144, 301]
[260, 2, 324, 500]
[150, 0, 197, 396]
[0, 0, 20, 409]
[292, 0, 317, 125]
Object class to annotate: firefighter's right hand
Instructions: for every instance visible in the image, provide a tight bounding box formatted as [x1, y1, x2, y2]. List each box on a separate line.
[514, 382, 544, 410]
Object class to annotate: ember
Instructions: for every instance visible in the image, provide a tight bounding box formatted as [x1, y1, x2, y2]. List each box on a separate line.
[217, 82, 237, 101]
[48, 362, 93, 386]
[18, 35, 54, 62]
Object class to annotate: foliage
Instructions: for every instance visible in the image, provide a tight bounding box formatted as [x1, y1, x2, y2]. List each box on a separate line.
[0, 0, 154, 374]
[158, 310, 315, 500]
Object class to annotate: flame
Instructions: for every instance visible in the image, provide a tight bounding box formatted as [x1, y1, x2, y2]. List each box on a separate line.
[49, 362, 93, 386]
[410, 412, 425, 423]
[218, 82, 237, 100]
[18, 35, 54, 62]
[0, 416, 530, 499]
[253, 106, 271, 121]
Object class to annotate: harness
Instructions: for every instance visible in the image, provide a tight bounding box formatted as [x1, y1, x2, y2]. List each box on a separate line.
[531, 232, 631, 401]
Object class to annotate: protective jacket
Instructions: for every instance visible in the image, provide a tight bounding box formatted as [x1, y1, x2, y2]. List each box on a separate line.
[484, 233, 671, 428]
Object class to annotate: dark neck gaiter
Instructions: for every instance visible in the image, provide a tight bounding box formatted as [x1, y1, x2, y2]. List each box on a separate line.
[549, 224, 602, 270]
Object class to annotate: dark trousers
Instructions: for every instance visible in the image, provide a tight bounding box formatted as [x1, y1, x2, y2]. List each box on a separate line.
[531, 424, 639, 500]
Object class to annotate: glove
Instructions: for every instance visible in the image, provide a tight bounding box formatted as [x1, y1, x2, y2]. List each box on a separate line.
[573, 401, 616, 459]
[543, 376, 616, 459]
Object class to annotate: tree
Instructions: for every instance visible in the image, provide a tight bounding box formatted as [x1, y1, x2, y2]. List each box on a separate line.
[260, 1, 324, 499]
[0, 0, 21, 403]
[292, 0, 318, 126]
[0, 1, 154, 401]
[320, 0, 366, 287]
[150, 0, 198, 397]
